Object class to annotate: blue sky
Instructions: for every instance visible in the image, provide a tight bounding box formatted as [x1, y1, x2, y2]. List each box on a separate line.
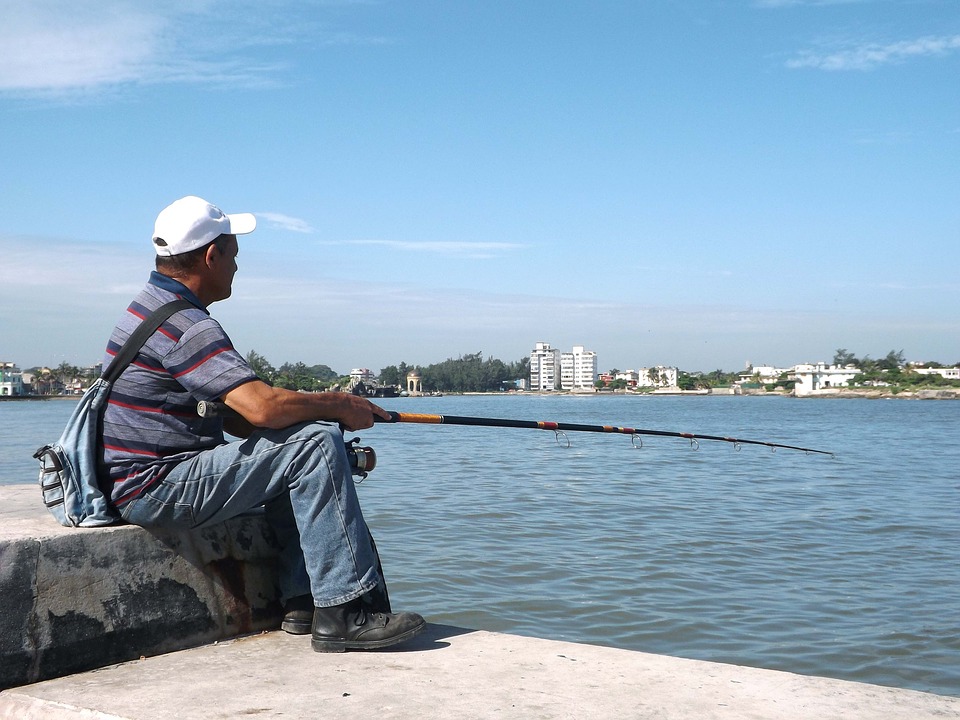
[2, 0, 958, 375]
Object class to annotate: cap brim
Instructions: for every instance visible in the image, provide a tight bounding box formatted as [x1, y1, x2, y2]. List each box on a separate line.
[227, 212, 256, 235]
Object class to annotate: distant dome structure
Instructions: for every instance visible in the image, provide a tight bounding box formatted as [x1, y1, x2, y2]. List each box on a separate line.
[406, 371, 422, 396]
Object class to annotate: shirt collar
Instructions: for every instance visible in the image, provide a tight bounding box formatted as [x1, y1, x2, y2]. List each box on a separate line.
[148, 271, 208, 312]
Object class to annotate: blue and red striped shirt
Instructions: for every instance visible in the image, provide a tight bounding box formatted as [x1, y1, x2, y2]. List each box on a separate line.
[100, 272, 257, 507]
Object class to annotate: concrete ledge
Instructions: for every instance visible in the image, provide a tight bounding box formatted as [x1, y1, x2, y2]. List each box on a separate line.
[0, 485, 282, 690]
[2, 625, 958, 719]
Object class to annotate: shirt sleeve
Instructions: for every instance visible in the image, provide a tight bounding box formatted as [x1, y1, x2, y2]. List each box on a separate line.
[162, 316, 257, 400]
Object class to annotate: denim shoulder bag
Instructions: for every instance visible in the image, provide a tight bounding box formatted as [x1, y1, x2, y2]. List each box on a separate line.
[34, 299, 194, 527]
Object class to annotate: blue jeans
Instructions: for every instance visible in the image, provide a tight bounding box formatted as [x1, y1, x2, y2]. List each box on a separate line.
[120, 421, 380, 607]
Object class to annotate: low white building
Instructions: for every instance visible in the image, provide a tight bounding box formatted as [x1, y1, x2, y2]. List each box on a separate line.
[637, 366, 678, 388]
[1, 362, 24, 396]
[792, 363, 860, 396]
[347, 368, 376, 392]
[349, 368, 376, 383]
[913, 367, 960, 380]
[738, 364, 791, 386]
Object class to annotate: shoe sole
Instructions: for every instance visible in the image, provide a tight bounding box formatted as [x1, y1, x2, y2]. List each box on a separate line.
[281, 618, 312, 635]
[311, 618, 426, 653]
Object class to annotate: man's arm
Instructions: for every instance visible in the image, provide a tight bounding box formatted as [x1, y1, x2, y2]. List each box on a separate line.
[222, 379, 390, 432]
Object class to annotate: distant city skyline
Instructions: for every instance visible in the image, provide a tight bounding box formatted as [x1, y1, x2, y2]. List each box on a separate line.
[5, 339, 954, 383]
[2, 2, 958, 373]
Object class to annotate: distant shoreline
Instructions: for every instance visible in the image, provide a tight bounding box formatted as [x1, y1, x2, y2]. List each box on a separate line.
[0, 395, 69, 401]
[457, 388, 960, 400]
[791, 388, 960, 400]
[3, 388, 959, 404]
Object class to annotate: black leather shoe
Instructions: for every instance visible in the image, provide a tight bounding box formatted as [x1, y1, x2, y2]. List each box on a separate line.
[311, 598, 425, 653]
[281, 594, 314, 635]
[282, 578, 392, 635]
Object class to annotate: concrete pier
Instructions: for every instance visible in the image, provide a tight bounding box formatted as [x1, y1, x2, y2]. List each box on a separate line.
[1, 484, 958, 719]
[2, 625, 959, 719]
[0, 485, 282, 689]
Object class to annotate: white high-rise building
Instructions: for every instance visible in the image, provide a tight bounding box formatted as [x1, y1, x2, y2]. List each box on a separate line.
[532, 342, 597, 391]
[560, 345, 598, 390]
[530, 342, 560, 391]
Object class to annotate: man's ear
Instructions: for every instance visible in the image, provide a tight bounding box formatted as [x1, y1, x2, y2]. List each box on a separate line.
[204, 242, 220, 268]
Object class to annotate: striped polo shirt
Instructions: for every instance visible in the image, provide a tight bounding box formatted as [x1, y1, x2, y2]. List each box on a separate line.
[100, 272, 257, 508]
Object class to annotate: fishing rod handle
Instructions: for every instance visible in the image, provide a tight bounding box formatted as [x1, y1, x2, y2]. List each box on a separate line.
[197, 400, 234, 418]
[375, 411, 429, 424]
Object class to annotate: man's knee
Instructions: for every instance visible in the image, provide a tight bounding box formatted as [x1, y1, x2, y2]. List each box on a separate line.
[294, 421, 343, 446]
[264, 422, 347, 462]
[260, 420, 340, 444]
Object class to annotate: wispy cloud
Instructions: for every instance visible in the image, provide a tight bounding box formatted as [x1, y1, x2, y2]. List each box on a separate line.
[326, 239, 525, 259]
[787, 34, 960, 71]
[0, 1, 378, 98]
[0, 2, 268, 96]
[1, 3, 164, 93]
[257, 212, 315, 234]
[831, 279, 960, 292]
[0, 235, 143, 296]
[851, 129, 915, 145]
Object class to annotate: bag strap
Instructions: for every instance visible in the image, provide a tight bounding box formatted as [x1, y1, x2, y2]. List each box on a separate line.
[102, 299, 196, 384]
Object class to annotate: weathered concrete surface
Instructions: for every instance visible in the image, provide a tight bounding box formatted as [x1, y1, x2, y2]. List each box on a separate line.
[2, 626, 958, 720]
[0, 484, 283, 690]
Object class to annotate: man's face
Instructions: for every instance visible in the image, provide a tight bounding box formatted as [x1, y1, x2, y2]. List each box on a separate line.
[211, 234, 239, 302]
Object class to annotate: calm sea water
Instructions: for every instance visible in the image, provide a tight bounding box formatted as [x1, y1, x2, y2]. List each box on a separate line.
[3, 395, 958, 697]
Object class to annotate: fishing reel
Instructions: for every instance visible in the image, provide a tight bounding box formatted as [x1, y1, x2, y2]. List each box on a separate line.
[345, 437, 377, 480]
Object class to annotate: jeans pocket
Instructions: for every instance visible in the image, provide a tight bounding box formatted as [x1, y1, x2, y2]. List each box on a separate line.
[124, 488, 197, 528]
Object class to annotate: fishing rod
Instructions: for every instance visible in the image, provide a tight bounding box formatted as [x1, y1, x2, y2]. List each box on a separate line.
[197, 401, 833, 457]
[375, 412, 833, 456]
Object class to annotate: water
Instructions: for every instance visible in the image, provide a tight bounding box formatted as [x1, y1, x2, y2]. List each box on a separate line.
[3, 395, 958, 697]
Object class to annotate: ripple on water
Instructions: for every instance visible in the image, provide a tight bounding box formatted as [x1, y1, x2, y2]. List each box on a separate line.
[5, 395, 959, 696]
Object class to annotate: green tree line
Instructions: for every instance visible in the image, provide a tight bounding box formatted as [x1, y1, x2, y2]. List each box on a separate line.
[381, 352, 530, 393]
[832, 348, 908, 371]
[832, 348, 960, 388]
[245, 351, 340, 391]
[676, 369, 741, 390]
[243, 350, 529, 393]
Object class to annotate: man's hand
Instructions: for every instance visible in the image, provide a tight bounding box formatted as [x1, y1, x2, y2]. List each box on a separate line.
[335, 392, 392, 431]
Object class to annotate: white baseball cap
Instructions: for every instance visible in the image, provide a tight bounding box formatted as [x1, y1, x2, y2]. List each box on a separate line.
[152, 195, 257, 256]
